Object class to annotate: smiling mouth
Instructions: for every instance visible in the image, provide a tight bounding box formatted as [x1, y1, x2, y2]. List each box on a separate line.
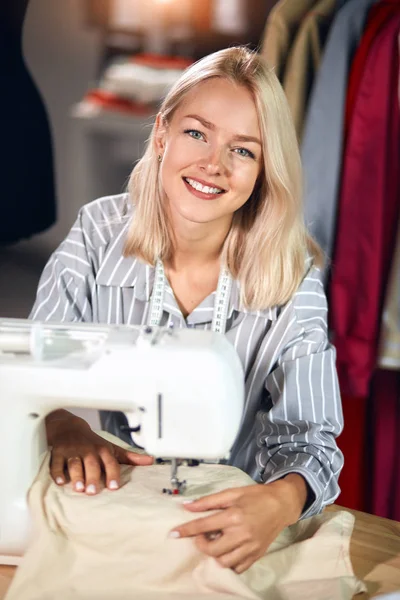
[183, 177, 226, 195]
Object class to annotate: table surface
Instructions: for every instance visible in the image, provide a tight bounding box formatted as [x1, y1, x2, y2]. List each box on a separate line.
[327, 505, 400, 598]
[1, 504, 399, 599]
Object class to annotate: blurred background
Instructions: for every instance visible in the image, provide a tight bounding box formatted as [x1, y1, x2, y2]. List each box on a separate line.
[0, 0, 399, 521]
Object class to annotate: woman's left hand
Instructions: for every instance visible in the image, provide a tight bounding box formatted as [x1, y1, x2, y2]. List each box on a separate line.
[169, 475, 308, 574]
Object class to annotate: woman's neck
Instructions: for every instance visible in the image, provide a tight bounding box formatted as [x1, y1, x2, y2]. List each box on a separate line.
[167, 214, 232, 272]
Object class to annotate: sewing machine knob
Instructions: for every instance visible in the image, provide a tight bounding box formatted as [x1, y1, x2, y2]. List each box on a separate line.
[119, 424, 141, 433]
[137, 327, 155, 349]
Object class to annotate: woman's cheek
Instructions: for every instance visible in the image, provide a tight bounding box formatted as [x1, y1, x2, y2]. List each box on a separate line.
[169, 138, 198, 165]
[235, 167, 258, 195]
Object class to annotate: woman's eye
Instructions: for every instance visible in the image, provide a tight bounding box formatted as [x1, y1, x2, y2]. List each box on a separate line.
[234, 147, 255, 159]
[184, 129, 204, 141]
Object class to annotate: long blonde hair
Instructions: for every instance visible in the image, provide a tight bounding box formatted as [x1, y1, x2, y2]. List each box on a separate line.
[124, 46, 323, 310]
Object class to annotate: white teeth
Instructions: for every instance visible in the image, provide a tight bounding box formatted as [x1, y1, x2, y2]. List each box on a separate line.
[185, 178, 223, 195]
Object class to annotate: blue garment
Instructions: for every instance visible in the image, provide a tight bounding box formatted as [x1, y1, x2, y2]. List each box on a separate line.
[300, 0, 377, 270]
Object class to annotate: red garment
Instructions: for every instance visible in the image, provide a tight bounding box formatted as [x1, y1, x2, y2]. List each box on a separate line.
[336, 395, 368, 512]
[394, 386, 400, 521]
[84, 90, 154, 116]
[329, 13, 400, 397]
[370, 370, 400, 520]
[345, 0, 400, 135]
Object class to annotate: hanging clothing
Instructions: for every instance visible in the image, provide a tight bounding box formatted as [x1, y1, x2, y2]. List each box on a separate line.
[370, 370, 400, 521]
[260, 0, 319, 80]
[0, 1, 56, 244]
[300, 0, 377, 266]
[344, 0, 400, 137]
[377, 27, 400, 370]
[335, 395, 368, 512]
[378, 219, 400, 370]
[329, 11, 400, 398]
[282, 0, 339, 142]
[372, 37, 400, 520]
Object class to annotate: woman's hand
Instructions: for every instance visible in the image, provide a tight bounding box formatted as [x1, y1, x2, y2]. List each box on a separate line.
[47, 411, 153, 495]
[169, 474, 308, 573]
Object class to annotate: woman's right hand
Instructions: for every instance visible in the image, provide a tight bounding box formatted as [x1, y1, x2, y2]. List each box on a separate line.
[48, 411, 153, 495]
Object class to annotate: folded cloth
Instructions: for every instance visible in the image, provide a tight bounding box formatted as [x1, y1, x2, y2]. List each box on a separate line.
[6, 437, 365, 600]
[98, 54, 194, 105]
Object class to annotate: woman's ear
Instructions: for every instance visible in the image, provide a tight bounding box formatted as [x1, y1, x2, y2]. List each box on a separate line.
[154, 113, 167, 157]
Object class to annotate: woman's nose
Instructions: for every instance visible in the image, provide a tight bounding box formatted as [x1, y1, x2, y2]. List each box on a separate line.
[200, 146, 227, 175]
[204, 162, 220, 175]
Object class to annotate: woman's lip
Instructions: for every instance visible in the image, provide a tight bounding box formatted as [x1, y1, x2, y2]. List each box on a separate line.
[183, 177, 225, 200]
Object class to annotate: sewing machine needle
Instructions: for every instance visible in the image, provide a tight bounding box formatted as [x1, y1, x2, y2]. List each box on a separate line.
[171, 458, 178, 488]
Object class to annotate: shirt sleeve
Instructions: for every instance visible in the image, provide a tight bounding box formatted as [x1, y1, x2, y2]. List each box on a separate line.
[29, 209, 95, 323]
[257, 268, 344, 519]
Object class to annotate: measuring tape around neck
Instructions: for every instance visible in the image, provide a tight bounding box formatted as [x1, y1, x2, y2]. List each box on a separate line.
[148, 259, 232, 334]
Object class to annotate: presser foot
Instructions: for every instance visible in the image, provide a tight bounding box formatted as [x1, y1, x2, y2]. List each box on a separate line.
[162, 458, 187, 496]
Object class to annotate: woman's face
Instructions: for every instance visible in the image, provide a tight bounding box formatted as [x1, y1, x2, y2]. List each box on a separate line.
[155, 78, 263, 228]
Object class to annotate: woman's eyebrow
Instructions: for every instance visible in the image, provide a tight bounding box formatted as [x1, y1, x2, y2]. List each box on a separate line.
[184, 113, 215, 130]
[183, 113, 261, 146]
[233, 134, 262, 146]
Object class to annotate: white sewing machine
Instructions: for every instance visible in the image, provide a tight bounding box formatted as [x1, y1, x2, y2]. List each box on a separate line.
[0, 319, 244, 565]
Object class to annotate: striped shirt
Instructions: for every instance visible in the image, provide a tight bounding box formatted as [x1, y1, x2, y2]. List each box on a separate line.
[30, 194, 344, 518]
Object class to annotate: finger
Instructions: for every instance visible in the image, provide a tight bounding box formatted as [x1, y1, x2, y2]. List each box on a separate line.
[172, 505, 248, 540]
[97, 447, 121, 490]
[215, 543, 256, 570]
[116, 449, 154, 466]
[50, 452, 66, 485]
[182, 488, 242, 512]
[195, 528, 245, 558]
[234, 558, 257, 574]
[170, 509, 236, 539]
[67, 456, 85, 492]
[82, 453, 102, 495]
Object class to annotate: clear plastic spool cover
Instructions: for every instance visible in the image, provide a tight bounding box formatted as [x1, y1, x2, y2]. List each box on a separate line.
[0, 321, 108, 361]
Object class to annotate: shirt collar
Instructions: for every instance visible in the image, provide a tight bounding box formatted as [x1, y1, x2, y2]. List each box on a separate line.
[96, 235, 278, 320]
[95, 215, 153, 302]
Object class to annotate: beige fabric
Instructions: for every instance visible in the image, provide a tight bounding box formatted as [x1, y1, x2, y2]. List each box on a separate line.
[282, 0, 338, 141]
[260, 0, 319, 80]
[6, 447, 365, 600]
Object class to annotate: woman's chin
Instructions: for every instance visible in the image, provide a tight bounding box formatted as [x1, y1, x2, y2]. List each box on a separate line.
[170, 202, 223, 226]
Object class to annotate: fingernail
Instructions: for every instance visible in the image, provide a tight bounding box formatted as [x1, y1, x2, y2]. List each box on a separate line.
[56, 477, 64, 485]
[168, 531, 180, 539]
[86, 484, 96, 495]
[182, 500, 194, 504]
[75, 481, 85, 492]
[109, 480, 119, 490]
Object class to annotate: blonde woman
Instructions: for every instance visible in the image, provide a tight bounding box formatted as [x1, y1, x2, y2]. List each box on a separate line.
[31, 47, 343, 574]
